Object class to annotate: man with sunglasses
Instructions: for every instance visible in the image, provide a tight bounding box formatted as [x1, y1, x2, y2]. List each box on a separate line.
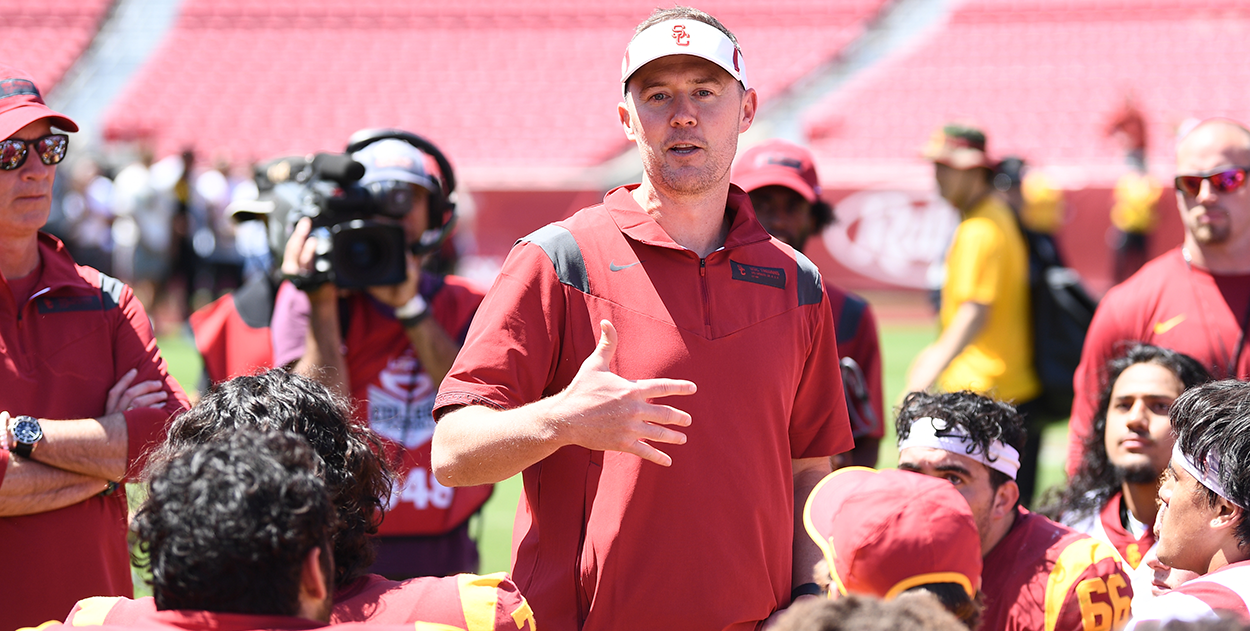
[0, 65, 189, 630]
[274, 135, 489, 579]
[1067, 118, 1250, 479]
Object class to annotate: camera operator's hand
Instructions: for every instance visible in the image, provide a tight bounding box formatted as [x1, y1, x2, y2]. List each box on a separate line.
[366, 252, 422, 309]
[281, 217, 336, 303]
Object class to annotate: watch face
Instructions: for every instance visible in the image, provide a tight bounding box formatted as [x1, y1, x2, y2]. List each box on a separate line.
[12, 417, 41, 444]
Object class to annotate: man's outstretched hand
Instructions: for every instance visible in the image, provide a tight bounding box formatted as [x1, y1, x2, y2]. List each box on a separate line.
[550, 320, 697, 467]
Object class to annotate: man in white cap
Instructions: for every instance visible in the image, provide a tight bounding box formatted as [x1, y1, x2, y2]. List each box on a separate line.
[0, 64, 188, 630]
[432, 6, 852, 631]
[275, 131, 490, 579]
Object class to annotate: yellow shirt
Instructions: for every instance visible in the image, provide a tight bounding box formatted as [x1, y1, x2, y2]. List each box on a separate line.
[938, 196, 1042, 402]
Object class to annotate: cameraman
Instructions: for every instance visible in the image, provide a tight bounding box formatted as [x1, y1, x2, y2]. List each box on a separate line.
[272, 134, 490, 578]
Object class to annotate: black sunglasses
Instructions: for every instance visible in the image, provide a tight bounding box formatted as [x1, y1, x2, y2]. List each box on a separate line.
[1174, 166, 1250, 197]
[0, 134, 69, 171]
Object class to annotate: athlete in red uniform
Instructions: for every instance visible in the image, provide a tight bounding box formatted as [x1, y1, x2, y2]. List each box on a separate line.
[1044, 345, 1210, 610]
[63, 370, 534, 631]
[734, 139, 884, 467]
[1128, 380, 1250, 627]
[1069, 119, 1250, 476]
[804, 467, 983, 628]
[0, 64, 189, 631]
[274, 134, 490, 577]
[896, 391, 1132, 631]
[45, 432, 477, 631]
[432, 8, 852, 631]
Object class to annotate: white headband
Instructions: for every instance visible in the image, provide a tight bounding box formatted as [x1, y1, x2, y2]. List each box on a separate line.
[897, 417, 1022, 480]
[1173, 442, 1245, 509]
[621, 19, 748, 96]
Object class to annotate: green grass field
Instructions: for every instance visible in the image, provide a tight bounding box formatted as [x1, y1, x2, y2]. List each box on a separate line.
[155, 318, 1073, 576]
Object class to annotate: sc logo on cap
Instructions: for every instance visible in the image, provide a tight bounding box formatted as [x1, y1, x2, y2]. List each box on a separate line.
[671, 25, 690, 46]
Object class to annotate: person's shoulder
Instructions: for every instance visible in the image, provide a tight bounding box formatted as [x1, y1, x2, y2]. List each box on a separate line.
[63, 595, 156, 626]
[331, 572, 533, 630]
[1110, 248, 1187, 292]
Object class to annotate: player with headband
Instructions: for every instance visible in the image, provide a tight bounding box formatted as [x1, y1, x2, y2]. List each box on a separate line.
[1128, 380, 1250, 627]
[895, 390, 1132, 631]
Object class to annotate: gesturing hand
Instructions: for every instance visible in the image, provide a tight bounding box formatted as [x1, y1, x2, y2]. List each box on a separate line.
[551, 320, 696, 467]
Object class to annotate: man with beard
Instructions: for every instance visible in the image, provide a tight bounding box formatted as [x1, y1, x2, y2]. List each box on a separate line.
[431, 6, 852, 630]
[1068, 118, 1250, 477]
[1044, 344, 1210, 608]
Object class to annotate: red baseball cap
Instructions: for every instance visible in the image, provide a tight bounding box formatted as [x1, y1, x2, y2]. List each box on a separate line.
[733, 140, 820, 202]
[803, 467, 982, 600]
[0, 65, 78, 141]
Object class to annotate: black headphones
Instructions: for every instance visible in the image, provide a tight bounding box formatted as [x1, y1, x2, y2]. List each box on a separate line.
[346, 128, 458, 255]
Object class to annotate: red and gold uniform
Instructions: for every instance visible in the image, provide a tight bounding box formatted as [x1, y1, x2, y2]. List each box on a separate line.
[436, 185, 853, 631]
[983, 507, 1133, 631]
[34, 610, 467, 631]
[0, 234, 189, 631]
[63, 572, 534, 630]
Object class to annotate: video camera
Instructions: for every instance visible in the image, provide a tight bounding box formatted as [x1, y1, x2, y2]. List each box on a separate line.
[253, 129, 457, 290]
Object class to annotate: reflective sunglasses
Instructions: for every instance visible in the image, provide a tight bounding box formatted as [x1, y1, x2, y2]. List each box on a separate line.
[0, 134, 69, 171]
[1174, 167, 1250, 197]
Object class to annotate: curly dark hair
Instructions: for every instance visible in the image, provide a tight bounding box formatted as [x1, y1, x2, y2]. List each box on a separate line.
[895, 390, 1027, 492]
[134, 430, 336, 615]
[160, 369, 394, 587]
[1039, 344, 1209, 523]
[1170, 379, 1250, 549]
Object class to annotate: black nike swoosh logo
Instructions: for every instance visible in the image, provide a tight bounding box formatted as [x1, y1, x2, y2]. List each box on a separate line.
[609, 261, 641, 272]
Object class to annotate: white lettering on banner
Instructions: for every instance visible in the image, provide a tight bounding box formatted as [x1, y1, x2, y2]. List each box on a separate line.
[821, 190, 960, 289]
[388, 468, 455, 511]
[368, 352, 437, 448]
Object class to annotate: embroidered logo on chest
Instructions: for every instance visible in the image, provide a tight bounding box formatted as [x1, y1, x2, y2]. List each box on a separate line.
[730, 260, 786, 289]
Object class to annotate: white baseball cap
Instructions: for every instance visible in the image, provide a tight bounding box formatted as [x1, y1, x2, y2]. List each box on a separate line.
[621, 19, 749, 96]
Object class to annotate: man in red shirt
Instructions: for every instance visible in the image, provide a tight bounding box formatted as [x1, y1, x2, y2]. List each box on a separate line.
[0, 64, 189, 630]
[432, 7, 852, 631]
[1069, 118, 1250, 476]
[896, 390, 1132, 630]
[62, 370, 534, 631]
[734, 140, 884, 467]
[274, 133, 489, 578]
[1127, 380, 1250, 626]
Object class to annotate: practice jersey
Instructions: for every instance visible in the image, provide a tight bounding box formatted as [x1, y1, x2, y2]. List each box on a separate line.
[983, 508, 1133, 631]
[1066, 492, 1157, 611]
[1127, 560, 1250, 627]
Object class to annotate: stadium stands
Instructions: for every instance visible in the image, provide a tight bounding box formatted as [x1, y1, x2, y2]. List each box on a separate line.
[0, 0, 112, 91]
[100, 0, 887, 184]
[803, 0, 1250, 186]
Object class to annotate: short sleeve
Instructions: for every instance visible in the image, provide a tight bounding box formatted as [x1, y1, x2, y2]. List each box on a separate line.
[434, 242, 566, 418]
[944, 217, 1006, 307]
[788, 289, 855, 460]
[269, 281, 313, 369]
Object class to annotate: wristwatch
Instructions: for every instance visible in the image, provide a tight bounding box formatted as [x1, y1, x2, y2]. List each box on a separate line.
[394, 294, 431, 328]
[10, 415, 42, 458]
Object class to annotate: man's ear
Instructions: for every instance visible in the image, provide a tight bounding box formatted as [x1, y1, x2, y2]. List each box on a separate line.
[738, 87, 758, 134]
[619, 100, 637, 142]
[300, 546, 329, 603]
[991, 480, 1020, 521]
[1210, 498, 1243, 531]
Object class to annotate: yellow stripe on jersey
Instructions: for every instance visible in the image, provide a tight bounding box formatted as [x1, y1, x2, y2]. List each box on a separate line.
[69, 597, 124, 626]
[1043, 538, 1120, 631]
[510, 597, 536, 631]
[459, 572, 505, 631]
[16, 622, 62, 631]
